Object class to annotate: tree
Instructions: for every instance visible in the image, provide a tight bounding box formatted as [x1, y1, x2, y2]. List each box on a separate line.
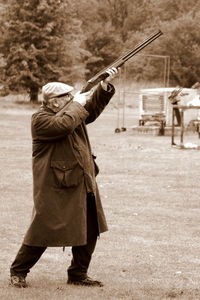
[84, 27, 124, 79]
[118, 0, 200, 87]
[2, 0, 86, 102]
[75, 0, 127, 78]
[156, 12, 200, 87]
[2, 0, 200, 98]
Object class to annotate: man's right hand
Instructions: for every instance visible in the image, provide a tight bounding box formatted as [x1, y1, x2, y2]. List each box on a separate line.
[73, 91, 91, 106]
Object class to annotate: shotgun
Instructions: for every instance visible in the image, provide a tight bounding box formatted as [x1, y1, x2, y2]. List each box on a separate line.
[81, 29, 163, 93]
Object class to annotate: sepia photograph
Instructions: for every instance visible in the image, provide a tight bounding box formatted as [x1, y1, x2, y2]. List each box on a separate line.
[0, 0, 200, 299]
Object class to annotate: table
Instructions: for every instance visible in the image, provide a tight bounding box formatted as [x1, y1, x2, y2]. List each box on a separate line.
[171, 105, 200, 148]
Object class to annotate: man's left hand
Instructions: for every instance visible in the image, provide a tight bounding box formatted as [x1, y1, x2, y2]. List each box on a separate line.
[101, 67, 119, 91]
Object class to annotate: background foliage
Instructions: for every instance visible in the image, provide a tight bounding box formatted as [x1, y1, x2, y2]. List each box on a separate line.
[0, 0, 199, 101]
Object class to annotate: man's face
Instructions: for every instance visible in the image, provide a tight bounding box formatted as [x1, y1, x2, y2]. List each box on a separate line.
[46, 93, 73, 112]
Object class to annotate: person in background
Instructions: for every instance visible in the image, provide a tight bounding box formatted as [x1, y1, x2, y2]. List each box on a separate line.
[9, 67, 119, 288]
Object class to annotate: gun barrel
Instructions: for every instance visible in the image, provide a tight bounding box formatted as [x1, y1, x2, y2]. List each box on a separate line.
[81, 29, 163, 92]
[122, 30, 163, 62]
[92, 30, 162, 81]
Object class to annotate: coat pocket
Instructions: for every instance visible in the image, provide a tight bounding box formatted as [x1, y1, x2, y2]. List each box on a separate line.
[51, 160, 83, 188]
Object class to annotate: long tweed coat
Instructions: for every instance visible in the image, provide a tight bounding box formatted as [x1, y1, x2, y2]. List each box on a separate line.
[23, 83, 115, 247]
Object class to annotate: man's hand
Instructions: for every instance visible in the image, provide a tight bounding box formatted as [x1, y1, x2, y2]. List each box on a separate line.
[105, 67, 119, 83]
[73, 91, 91, 106]
[101, 67, 119, 91]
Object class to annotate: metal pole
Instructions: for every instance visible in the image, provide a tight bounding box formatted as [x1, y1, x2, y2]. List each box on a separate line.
[180, 109, 184, 146]
[115, 67, 122, 133]
[166, 56, 170, 88]
[171, 107, 176, 145]
[163, 56, 167, 87]
[121, 66, 126, 131]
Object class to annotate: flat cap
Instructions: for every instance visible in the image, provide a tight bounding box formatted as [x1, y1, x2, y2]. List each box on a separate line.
[42, 82, 74, 101]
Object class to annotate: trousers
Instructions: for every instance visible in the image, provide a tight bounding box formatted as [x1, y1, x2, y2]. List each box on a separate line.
[10, 195, 99, 280]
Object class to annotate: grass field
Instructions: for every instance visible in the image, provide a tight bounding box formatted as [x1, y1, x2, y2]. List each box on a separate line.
[0, 96, 200, 300]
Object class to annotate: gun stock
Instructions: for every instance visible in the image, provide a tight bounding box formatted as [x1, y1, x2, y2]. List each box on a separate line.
[81, 30, 163, 93]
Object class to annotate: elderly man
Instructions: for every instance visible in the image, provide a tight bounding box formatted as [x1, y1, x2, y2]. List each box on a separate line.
[9, 68, 118, 288]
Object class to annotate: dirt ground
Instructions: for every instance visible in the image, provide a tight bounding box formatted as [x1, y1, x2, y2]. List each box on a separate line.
[0, 97, 200, 300]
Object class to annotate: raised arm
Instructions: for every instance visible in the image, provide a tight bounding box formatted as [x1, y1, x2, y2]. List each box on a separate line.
[32, 101, 89, 141]
[81, 67, 119, 124]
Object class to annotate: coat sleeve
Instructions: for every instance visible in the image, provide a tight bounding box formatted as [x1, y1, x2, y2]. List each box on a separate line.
[84, 83, 115, 124]
[32, 101, 89, 141]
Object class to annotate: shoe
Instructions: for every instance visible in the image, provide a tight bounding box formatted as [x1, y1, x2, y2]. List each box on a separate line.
[67, 276, 103, 287]
[10, 275, 28, 288]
